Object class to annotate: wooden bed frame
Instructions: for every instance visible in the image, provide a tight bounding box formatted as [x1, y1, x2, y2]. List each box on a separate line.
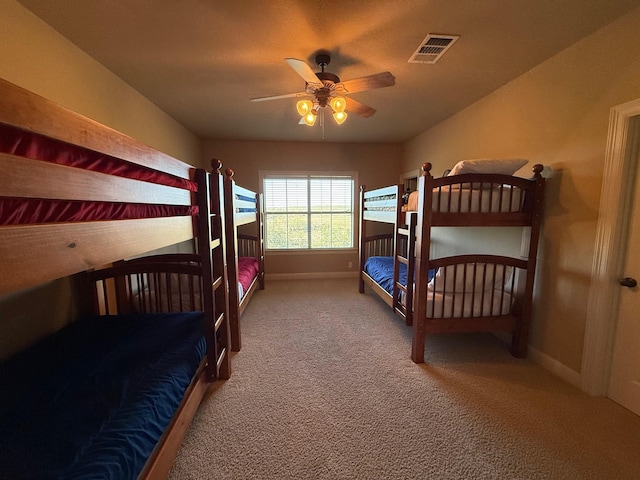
[0, 77, 230, 478]
[358, 162, 545, 363]
[223, 167, 265, 352]
[358, 184, 413, 323]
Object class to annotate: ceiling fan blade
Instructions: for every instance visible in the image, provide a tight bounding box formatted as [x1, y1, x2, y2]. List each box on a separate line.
[250, 91, 310, 102]
[345, 97, 376, 118]
[285, 58, 323, 89]
[337, 71, 395, 94]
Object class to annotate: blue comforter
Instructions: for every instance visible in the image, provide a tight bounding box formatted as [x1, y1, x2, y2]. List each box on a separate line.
[364, 256, 435, 295]
[0, 312, 206, 480]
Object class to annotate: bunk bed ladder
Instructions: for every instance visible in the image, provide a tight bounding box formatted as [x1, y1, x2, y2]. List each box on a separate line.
[395, 213, 417, 325]
[196, 161, 231, 381]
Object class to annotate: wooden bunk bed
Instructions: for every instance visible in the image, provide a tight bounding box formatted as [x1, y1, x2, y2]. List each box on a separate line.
[358, 183, 414, 323]
[223, 167, 265, 352]
[0, 77, 230, 479]
[359, 160, 545, 363]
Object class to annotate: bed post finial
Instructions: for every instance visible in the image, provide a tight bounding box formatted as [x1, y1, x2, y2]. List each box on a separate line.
[360, 185, 365, 192]
[225, 168, 235, 179]
[211, 159, 223, 173]
[532, 164, 543, 178]
[421, 162, 432, 177]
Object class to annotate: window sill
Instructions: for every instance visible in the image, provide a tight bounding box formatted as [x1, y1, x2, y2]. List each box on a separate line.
[265, 248, 357, 256]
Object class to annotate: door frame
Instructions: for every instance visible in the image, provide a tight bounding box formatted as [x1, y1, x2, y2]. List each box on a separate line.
[582, 98, 640, 395]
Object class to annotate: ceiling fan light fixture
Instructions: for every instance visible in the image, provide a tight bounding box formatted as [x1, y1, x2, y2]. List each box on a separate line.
[296, 99, 314, 116]
[329, 96, 347, 113]
[251, 54, 394, 129]
[303, 111, 317, 126]
[333, 111, 347, 125]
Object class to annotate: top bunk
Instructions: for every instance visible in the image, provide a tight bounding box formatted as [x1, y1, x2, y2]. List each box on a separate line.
[224, 167, 261, 227]
[0, 77, 200, 295]
[360, 159, 545, 228]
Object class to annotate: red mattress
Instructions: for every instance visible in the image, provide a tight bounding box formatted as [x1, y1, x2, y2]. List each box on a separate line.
[237, 257, 259, 298]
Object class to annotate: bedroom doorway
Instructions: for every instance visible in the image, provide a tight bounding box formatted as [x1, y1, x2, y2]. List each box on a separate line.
[607, 114, 640, 415]
[582, 98, 640, 416]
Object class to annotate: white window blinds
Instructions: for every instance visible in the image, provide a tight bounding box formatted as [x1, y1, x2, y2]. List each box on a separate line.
[263, 174, 354, 250]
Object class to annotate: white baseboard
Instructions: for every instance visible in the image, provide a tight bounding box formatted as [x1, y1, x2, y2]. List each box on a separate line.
[493, 332, 582, 389]
[527, 345, 582, 388]
[266, 272, 359, 281]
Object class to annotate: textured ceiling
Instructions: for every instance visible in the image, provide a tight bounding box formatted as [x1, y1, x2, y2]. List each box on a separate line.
[17, 0, 640, 143]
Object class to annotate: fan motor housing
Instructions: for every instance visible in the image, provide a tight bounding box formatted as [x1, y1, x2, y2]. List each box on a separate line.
[316, 72, 340, 84]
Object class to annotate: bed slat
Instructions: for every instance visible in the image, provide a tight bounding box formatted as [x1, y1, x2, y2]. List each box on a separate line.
[0, 217, 194, 294]
[0, 153, 192, 205]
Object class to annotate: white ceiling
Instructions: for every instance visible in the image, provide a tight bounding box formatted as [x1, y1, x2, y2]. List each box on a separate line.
[17, 0, 640, 143]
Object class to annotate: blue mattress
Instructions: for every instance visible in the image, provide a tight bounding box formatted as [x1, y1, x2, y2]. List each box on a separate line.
[364, 256, 435, 295]
[0, 311, 206, 480]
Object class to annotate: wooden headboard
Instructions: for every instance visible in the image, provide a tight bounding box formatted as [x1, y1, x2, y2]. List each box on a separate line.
[0, 77, 199, 295]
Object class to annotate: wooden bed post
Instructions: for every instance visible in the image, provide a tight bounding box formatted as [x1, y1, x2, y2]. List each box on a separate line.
[511, 164, 545, 357]
[224, 167, 242, 352]
[257, 191, 266, 291]
[411, 162, 434, 363]
[358, 185, 367, 293]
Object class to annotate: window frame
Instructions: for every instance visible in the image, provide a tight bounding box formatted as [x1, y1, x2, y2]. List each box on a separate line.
[260, 170, 358, 252]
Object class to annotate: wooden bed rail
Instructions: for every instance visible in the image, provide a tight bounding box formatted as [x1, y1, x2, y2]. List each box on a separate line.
[80, 261, 204, 316]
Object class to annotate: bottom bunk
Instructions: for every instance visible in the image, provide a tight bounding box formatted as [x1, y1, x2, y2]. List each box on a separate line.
[228, 232, 265, 352]
[362, 256, 435, 312]
[360, 236, 529, 360]
[0, 256, 224, 479]
[411, 255, 531, 362]
[236, 253, 261, 310]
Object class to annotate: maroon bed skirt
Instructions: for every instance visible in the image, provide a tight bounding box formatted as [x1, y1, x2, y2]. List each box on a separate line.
[0, 123, 198, 226]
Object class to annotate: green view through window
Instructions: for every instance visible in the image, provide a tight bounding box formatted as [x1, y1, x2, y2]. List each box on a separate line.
[263, 174, 354, 250]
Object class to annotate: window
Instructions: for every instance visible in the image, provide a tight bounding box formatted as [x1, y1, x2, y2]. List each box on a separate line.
[262, 173, 355, 250]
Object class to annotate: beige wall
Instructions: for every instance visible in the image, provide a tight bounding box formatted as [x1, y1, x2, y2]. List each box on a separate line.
[203, 140, 403, 276]
[402, 7, 640, 374]
[0, 0, 201, 163]
[0, 0, 202, 360]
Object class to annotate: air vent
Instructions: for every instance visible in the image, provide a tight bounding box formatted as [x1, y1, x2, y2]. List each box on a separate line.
[408, 34, 459, 64]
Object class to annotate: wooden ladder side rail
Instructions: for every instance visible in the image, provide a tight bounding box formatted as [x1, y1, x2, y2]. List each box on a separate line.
[196, 161, 231, 381]
[223, 167, 242, 352]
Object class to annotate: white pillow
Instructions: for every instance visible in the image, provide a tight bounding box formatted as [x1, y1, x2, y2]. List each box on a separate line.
[428, 263, 513, 293]
[447, 158, 528, 176]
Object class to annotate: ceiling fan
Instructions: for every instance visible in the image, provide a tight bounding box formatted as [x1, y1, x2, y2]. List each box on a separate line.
[250, 53, 395, 126]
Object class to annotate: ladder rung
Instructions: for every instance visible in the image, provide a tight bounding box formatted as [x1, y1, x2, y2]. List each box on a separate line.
[214, 312, 225, 332]
[216, 348, 227, 369]
[396, 256, 408, 265]
[210, 238, 221, 250]
[398, 228, 409, 236]
[212, 276, 223, 290]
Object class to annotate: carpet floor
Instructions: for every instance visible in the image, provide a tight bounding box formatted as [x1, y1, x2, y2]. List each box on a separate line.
[168, 278, 640, 479]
